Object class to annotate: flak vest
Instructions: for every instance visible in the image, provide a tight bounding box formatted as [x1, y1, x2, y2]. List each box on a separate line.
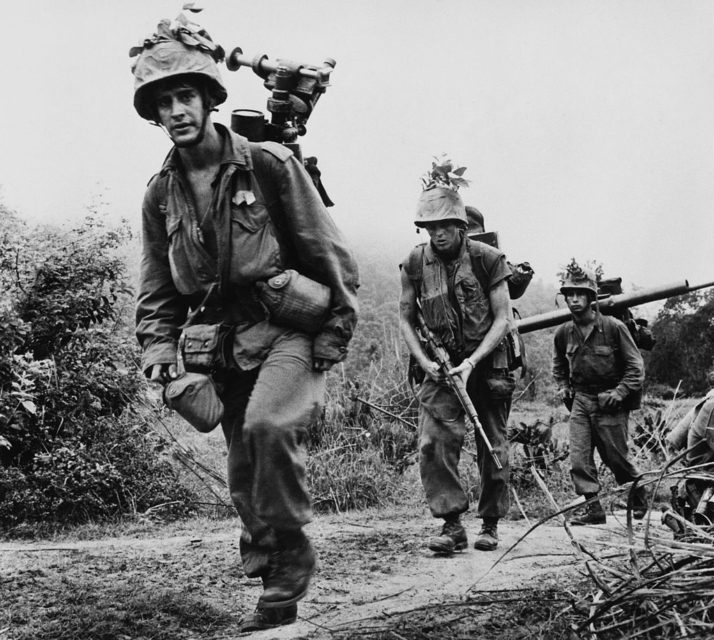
[405, 240, 508, 367]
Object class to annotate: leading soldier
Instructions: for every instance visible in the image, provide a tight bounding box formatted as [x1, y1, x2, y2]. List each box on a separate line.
[130, 15, 359, 632]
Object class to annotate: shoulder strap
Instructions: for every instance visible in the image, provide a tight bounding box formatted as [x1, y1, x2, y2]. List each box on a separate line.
[466, 241, 490, 293]
[247, 142, 297, 269]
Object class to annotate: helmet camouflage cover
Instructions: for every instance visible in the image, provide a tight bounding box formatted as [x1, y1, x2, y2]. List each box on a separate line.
[414, 156, 470, 227]
[130, 12, 227, 121]
[559, 260, 598, 296]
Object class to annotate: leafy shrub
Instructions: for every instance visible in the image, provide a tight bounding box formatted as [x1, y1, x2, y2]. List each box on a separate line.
[0, 205, 195, 530]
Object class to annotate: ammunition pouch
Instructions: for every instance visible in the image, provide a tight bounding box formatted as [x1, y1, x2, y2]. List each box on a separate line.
[255, 269, 331, 334]
[485, 369, 516, 400]
[180, 324, 226, 373]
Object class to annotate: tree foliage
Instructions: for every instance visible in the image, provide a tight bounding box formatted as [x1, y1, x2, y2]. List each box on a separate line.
[646, 289, 714, 395]
[0, 204, 194, 530]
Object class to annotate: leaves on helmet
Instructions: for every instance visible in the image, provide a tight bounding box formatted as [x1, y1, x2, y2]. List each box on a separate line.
[420, 154, 470, 191]
[131, 10, 223, 60]
[557, 258, 604, 286]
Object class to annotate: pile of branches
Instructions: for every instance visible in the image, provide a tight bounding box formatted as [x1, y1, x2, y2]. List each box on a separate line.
[569, 467, 714, 639]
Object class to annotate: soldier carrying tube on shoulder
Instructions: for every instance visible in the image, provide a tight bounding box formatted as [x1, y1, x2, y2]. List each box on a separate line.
[130, 8, 358, 634]
[399, 157, 516, 556]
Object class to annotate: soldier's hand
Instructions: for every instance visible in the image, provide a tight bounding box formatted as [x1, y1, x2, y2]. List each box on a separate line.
[448, 360, 474, 386]
[423, 361, 444, 382]
[601, 390, 623, 410]
[556, 387, 573, 403]
[313, 358, 337, 372]
[149, 363, 178, 385]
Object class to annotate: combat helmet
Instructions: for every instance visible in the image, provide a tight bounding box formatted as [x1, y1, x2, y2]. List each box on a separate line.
[414, 156, 470, 228]
[559, 260, 598, 297]
[130, 12, 227, 121]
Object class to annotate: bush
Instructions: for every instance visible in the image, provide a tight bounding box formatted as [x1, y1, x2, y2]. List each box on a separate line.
[0, 207, 195, 530]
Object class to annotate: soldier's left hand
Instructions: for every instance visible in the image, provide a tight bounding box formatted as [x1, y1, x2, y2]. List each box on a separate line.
[448, 360, 474, 386]
[601, 390, 623, 409]
[313, 358, 337, 372]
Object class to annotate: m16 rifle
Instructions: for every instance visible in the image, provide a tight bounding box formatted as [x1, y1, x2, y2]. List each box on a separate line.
[516, 279, 714, 335]
[225, 46, 336, 206]
[416, 309, 503, 470]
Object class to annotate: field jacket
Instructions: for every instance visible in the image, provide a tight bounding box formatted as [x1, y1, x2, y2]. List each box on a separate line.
[552, 313, 644, 403]
[136, 124, 359, 374]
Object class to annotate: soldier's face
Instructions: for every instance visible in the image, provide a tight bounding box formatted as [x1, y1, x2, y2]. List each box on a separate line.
[424, 221, 462, 254]
[564, 289, 592, 314]
[155, 83, 207, 147]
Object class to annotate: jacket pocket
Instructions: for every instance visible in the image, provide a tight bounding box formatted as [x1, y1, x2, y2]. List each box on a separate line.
[229, 203, 281, 285]
[459, 273, 489, 317]
[166, 215, 201, 295]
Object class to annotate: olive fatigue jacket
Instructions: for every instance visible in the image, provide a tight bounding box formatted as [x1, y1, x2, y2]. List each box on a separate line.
[552, 313, 644, 401]
[136, 124, 359, 374]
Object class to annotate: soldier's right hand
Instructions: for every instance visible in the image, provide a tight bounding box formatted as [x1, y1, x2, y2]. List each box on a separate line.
[423, 361, 445, 382]
[556, 387, 573, 403]
[149, 363, 179, 385]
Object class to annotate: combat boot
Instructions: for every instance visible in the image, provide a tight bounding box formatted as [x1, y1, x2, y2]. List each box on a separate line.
[632, 486, 648, 520]
[259, 530, 316, 608]
[239, 604, 298, 633]
[427, 516, 468, 554]
[473, 518, 499, 551]
[571, 495, 606, 525]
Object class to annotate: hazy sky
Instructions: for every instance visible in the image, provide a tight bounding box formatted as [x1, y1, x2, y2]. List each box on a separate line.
[1, 0, 713, 292]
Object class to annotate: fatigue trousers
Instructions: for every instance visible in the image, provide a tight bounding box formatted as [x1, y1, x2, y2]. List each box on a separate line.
[219, 331, 325, 575]
[417, 371, 511, 520]
[569, 392, 641, 496]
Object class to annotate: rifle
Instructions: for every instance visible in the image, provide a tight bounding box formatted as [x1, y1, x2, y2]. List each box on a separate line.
[516, 279, 714, 334]
[415, 309, 503, 470]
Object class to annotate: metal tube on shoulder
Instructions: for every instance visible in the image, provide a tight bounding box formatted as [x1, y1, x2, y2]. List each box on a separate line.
[516, 279, 714, 335]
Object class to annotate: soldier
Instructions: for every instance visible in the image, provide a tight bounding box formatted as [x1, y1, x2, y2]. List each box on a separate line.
[399, 169, 514, 554]
[130, 15, 359, 632]
[665, 364, 714, 456]
[552, 264, 647, 524]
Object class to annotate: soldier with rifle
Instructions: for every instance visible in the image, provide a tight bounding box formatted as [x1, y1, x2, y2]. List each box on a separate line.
[552, 261, 647, 525]
[130, 10, 358, 632]
[399, 159, 515, 554]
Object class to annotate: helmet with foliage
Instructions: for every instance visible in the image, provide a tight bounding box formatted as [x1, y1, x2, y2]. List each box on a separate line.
[414, 156, 470, 228]
[130, 10, 227, 121]
[559, 259, 599, 297]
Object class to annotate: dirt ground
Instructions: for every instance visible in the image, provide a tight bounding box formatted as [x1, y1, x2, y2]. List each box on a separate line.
[0, 505, 666, 640]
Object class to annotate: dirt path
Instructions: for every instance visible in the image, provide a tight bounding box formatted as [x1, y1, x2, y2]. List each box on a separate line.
[0, 508, 663, 639]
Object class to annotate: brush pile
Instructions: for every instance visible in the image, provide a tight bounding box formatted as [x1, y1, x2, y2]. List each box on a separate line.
[568, 470, 714, 639]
